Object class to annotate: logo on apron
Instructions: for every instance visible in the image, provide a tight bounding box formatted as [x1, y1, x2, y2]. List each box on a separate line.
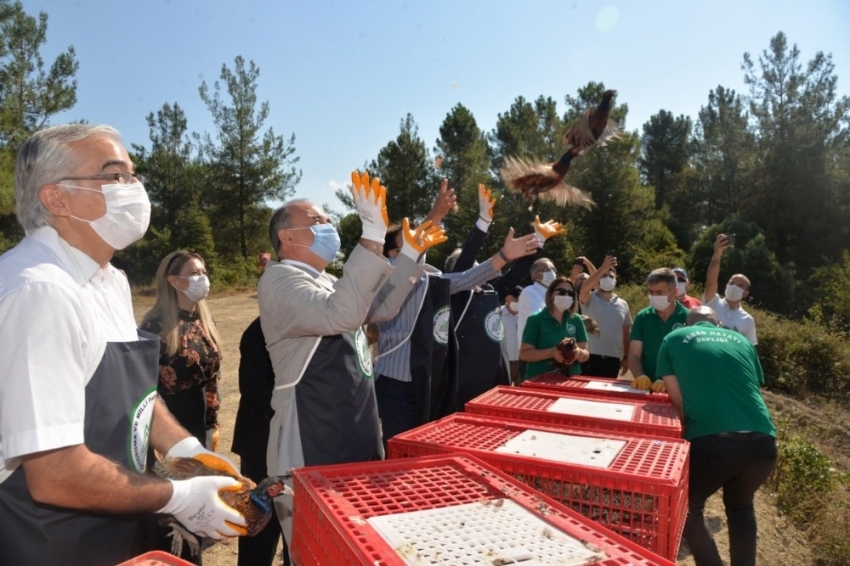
[128, 387, 157, 472]
[484, 310, 505, 342]
[354, 327, 374, 378]
[433, 306, 450, 345]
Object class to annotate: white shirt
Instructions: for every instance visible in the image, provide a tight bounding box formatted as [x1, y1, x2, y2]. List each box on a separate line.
[499, 306, 519, 361]
[0, 226, 138, 482]
[517, 282, 547, 345]
[705, 294, 758, 345]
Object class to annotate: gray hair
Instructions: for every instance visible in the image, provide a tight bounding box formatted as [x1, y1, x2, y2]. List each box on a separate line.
[646, 267, 676, 290]
[531, 257, 554, 276]
[268, 198, 310, 257]
[687, 306, 720, 327]
[15, 124, 122, 232]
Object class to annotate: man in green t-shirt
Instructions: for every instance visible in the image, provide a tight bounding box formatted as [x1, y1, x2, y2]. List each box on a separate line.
[657, 306, 776, 566]
[627, 267, 689, 391]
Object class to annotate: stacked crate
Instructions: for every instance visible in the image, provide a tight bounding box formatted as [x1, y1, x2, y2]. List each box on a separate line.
[465, 385, 682, 439]
[291, 453, 675, 565]
[523, 373, 672, 404]
[388, 413, 689, 561]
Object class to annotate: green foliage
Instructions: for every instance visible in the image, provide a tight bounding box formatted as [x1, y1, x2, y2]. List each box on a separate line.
[806, 251, 850, 333]
[198, 55, 301, 259]
[755, 308, 850, 398]
[112, 226, 174, 285]
[766, 421, 850, 565]
[0, 0, 78, 146]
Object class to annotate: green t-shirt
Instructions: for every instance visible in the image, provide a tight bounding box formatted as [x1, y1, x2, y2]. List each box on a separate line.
[629, 302, 689, 380]
[521, 309, 588, 380]
[656, 322, 775, 440]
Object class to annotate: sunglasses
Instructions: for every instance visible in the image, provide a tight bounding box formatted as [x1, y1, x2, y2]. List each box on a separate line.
[554, 288, 575, 297]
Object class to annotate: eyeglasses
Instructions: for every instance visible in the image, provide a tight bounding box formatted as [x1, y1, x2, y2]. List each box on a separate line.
[59, 172, 145, 185]
[554, 288, 575, 297]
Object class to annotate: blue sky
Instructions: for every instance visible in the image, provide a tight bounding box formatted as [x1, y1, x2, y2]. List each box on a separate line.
[27, 0, 850, 212]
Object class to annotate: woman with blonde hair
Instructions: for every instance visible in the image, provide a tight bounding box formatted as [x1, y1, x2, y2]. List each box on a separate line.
[141, 251, 223, 450]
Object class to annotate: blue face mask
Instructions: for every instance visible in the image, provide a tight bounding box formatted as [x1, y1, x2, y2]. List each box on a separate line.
[289, 224, 341, 263]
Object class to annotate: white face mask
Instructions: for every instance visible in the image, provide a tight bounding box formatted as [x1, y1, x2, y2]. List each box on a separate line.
[599, 276, 616, 292]
[553, 295, 574, 312]
[649, 294, 671, 311]
[68, 181, 151, 250]
[179, 275, 210, 303]
[540, 270, 556, 286]
[676, 282, 687, 296]
[725, 284, 745, 302]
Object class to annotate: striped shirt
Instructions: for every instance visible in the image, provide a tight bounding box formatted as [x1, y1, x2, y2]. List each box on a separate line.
[499, 306, 520, 362]
[375, 258, 501, 382]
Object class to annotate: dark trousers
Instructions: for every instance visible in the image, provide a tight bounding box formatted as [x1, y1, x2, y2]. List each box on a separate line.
[581, 354, 621, 378]
[375, 376, 417, 453]
[684, 433, 777, 566]
[237, 458, 289, 566]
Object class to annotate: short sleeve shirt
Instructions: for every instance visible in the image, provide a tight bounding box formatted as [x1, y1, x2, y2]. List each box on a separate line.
[705, 295, 757, 344]
[521, 309, 588, 379]
[0, 226, 138, 482]
[629, 302, 689, 380]
[656, 322, 774, 440]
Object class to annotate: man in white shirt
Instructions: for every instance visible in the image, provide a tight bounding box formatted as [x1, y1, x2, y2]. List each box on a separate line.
[517, 257, 556, 344]
[0, 124, 245, 565]
[703, 233, 758, 345]
[499, 286, 524, 385]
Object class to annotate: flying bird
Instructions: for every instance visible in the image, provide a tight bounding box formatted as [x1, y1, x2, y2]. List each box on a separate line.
[154, 456, 293, 557]
[500, 146, 595, 209]
[562, 89, 622, 150]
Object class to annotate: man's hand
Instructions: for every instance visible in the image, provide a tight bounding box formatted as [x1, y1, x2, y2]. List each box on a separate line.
[399, 218, 448, 261]
[632, 375, 652, 390]
[478, 184, 497, 223]
[714, 233, 732, 256]
[500, 228, 540, 262]
[598, 255, 617, 273]
[532, 216, 565, 244]
[158, 476, 248, 540]
[350, 171, 389, 244]
[650, 380, 667, 393]
[167, 437, 239, 477]
[425, 179, 457, 225]
[620, 358, 629, 375]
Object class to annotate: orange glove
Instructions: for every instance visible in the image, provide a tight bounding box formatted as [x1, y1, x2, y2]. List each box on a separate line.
[650, 380, 667, 393]
[399, 218, 448, 261]
[632, 375, 652, 390]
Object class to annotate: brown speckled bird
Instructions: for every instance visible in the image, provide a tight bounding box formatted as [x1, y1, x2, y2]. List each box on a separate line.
[562, 89, 622, 151]
[554, 337, 578, 374]
[154, 456, 292, 557]
[500, 146, 595, 209]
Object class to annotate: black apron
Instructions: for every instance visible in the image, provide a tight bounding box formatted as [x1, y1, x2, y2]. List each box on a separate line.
[410, 274, 456, 425]
[0, 330, 159, 566]
[296, 327, 383, 466]
[454, 287, 509, 407]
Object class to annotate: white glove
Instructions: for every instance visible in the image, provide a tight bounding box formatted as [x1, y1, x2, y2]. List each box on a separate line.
[167, 436, 239, 476]
[350, 170, 389, 244]
[157, 475, 247, 540]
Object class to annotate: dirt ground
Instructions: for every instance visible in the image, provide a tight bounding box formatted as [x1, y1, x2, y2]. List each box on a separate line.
[133, 292, 816, 566]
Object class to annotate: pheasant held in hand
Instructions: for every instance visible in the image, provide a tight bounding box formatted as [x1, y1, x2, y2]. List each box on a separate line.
[555, 337, 578, 373]
[562, 89, 622, 151]
[500, 146, 595, 209]
[154, 456, 292, 557]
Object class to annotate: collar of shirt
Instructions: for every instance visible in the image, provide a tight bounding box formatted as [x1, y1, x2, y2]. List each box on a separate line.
[281, 258, 322, 278]
[30, 225, 100, 287]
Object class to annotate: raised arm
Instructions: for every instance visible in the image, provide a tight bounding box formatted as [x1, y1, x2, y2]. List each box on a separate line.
[705, 233, 731, 302]
[580, 255, 616, 306]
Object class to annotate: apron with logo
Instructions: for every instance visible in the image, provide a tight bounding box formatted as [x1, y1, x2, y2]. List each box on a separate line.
[408, 274, 456, 425]
[295, 327, 382, 466]
[454, 287, 509, 407]
[0, 330, 159, 566]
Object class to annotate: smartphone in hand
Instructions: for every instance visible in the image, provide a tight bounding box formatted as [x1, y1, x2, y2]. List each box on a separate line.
[727, 234, 736, 246]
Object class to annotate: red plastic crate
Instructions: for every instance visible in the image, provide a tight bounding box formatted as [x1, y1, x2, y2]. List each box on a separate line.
[388, 413, 689, 561]
[291, 453, 674, 565]
[466, 386, 682, 439]
[523, 373, 672, 404]
[116, 550, 194, 565]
